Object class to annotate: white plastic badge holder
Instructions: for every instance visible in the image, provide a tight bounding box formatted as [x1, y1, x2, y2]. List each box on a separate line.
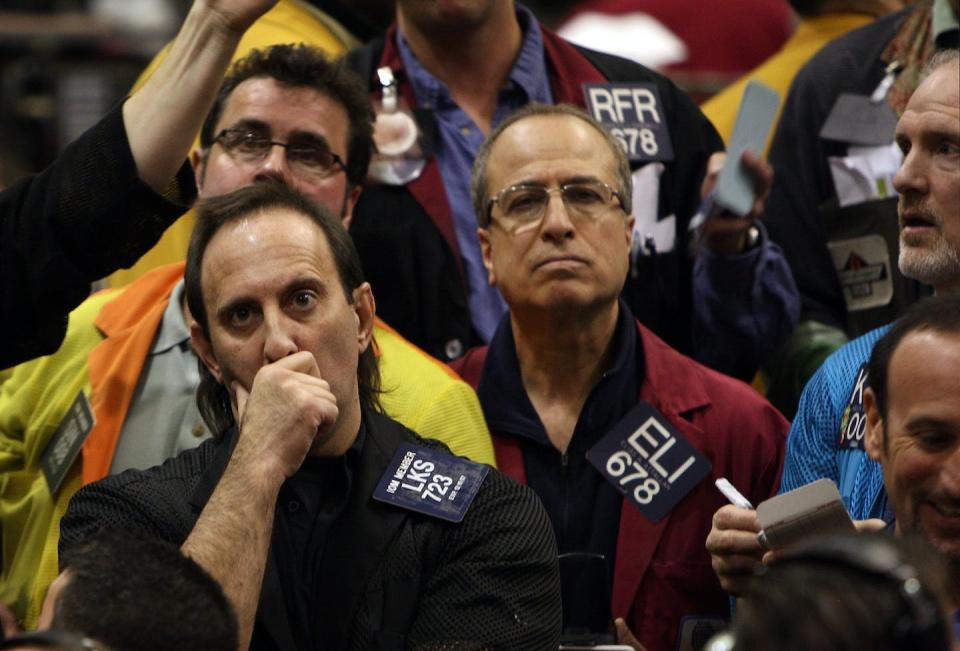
[820, 61, 901, 147]
[756, 478, 855, 550]
[368, 66, 426, 186]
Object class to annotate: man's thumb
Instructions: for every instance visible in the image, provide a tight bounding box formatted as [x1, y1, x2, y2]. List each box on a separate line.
[233, 382, 249, 423]
[615, 617, 647, 651]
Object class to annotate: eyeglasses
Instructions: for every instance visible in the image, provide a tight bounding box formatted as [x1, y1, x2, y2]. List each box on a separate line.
[213, 128, 346, 179]
[486, 181, 627, 235]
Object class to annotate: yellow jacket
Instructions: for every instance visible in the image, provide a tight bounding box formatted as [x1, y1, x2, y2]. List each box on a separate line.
[109, 0, 357, 288]
[0, 262, 493, 626]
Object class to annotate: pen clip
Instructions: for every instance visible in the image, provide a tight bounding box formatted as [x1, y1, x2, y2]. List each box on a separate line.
[870, 60, 903, 104]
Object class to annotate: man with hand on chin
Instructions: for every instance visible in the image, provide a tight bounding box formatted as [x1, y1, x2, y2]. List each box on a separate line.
[60, 182, 561, 650]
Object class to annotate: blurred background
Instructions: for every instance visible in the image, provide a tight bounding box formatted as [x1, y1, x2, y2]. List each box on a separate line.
[0, 0, 796, 190]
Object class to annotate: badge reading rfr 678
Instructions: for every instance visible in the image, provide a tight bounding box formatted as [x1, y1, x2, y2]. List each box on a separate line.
[582, 82, 675, 163]
[373, 443, 490, 523]
[586, 402, 711, 522]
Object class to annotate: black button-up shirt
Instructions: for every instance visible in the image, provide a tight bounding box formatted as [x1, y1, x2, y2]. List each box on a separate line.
[275, 426, 364, 649]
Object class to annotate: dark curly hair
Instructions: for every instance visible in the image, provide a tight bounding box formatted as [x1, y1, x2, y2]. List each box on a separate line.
[199, 43, 374, 187]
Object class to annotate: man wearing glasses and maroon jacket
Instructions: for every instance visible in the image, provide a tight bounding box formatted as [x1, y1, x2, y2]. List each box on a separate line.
[453, 103, 789, 651]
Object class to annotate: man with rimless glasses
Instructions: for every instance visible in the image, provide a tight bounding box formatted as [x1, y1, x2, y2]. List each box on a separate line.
[453, 104, 790, 651]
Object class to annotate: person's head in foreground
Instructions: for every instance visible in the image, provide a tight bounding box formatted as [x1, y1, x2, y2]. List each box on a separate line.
[4, 528, 236, 651]
[711, 533, 954, 651]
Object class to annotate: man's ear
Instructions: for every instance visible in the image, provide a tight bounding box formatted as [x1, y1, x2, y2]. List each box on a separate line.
[352, 282, 376, 353]
[191, 322, 223, 384]
[37, 569, 73, 630]
[864, 387, 884, 461]
[190, 148, 206, 189]
[624, 214, 636, 249]
[340, 185, 363, 230]
[478, 228, 497, 286]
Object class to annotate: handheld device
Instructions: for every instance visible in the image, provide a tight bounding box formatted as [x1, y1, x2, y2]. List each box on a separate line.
[714, 81, 780, 217]
[756, 478, 855, 550]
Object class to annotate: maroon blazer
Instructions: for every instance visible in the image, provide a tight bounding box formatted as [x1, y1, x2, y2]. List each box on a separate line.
[453, 321, 788, 651]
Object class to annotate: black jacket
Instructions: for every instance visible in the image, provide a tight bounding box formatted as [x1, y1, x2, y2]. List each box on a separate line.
[0, 102, 194, 368]
[762, 4, 943, 334]
[60, 409, 562, 650]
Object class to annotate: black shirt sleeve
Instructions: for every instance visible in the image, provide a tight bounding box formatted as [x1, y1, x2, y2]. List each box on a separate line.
[0, 101, 196, 368]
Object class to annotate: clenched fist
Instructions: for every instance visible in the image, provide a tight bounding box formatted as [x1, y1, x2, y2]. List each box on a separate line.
[232, 351, 339, 482]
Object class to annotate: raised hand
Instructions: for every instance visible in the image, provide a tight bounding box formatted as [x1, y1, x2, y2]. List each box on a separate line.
[199, 0, 279, 34]
[699, 150, 774, 255]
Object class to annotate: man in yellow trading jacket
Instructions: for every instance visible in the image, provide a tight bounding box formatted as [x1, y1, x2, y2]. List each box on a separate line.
[109, 0, 360, 287]
[0, 42, 493, 628]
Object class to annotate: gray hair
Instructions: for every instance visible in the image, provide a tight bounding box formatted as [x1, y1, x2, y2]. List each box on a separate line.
[470, 103, 633, 228]
[920, 48, 959, 80]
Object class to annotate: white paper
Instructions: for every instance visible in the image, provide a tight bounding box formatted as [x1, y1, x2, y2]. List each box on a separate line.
[828, 142, 903, 208]
[630, 163, 675, 254]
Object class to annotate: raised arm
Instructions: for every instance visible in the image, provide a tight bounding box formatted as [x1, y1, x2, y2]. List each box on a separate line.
[692, 150, 801, 380]
[123, 0, 277, 191]
[0, 0, 277, 368]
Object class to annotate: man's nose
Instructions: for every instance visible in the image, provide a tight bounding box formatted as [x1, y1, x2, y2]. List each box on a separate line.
[893, 147, 929, 197]
[941, 446, 960, 495]
[539, 191, 575, 241]
[262, 310, 299, 364]
[254, 143, 292, 183]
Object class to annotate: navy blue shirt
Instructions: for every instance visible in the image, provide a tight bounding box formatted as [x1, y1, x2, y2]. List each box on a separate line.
[477, 301, 644, 590]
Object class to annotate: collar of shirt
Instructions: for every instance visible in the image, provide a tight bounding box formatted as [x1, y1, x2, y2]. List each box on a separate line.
[477, 299, 643, 447]
[291, 418, 365, 486]
[279, 421, 364, 521]
[396, 3, 553, 113]
[933, 0, 959, 46]
[151, 278, 190, 355]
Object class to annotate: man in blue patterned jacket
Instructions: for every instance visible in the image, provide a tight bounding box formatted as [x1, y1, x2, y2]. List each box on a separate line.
[707, 48, 959, 596]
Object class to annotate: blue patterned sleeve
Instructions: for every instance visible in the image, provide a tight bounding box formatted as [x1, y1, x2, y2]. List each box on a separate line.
[778, 360, 843, 494]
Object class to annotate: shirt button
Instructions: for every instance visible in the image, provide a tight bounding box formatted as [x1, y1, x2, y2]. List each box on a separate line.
[459, 126, 471, 137]
[444, 339, 464, 360]
[192, 423, 206, 438]
[287, 500, 301, 513]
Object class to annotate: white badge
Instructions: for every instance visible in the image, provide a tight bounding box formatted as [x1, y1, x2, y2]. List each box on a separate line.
[827, 234, 894, 312]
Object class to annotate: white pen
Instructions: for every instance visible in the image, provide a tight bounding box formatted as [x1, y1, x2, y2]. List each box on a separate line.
[715, 477, 754, 510]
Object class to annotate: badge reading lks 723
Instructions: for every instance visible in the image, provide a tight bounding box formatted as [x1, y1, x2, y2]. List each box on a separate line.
[373, 443, 489, 523]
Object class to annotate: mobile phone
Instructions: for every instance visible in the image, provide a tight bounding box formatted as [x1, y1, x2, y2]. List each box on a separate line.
[714, 81, 780, 217]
